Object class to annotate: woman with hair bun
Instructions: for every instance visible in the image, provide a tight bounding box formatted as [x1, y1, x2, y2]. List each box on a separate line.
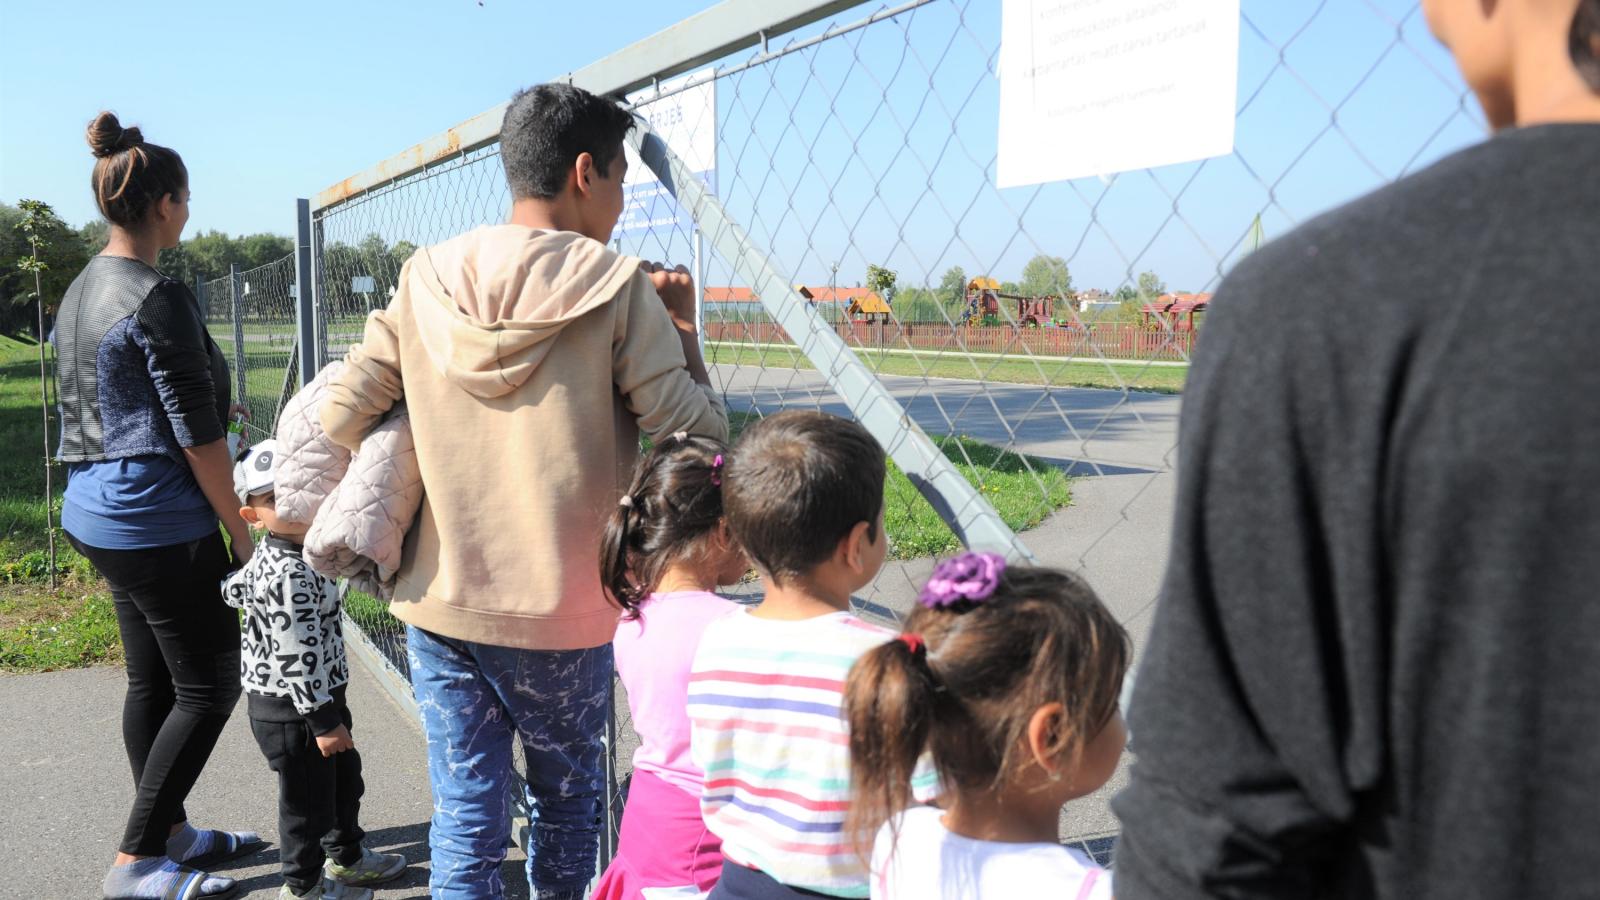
[57, 112, 259, 900]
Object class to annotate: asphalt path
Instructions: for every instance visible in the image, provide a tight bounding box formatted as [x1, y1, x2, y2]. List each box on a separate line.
[0, 658, 537, 899]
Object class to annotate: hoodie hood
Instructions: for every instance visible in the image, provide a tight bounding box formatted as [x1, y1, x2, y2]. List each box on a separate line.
[404, 225, 640, 398]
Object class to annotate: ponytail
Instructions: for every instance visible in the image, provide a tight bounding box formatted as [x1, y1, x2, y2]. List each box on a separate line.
[843, 634, 942, 859]
[598, 434, 730, 619]
[844, 566, 1130, 864]
[599, 495, 646, 616]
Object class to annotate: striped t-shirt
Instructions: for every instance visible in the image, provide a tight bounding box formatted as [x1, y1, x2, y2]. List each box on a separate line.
[687, 609, 936, 898]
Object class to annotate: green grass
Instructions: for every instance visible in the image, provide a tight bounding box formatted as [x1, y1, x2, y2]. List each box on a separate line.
[0, 336, 88, 576]
[343, 588, 399, 638]
[0, 335, 118, 672]
[706, 340, 1189, 394]
[0, 586, 122, 671]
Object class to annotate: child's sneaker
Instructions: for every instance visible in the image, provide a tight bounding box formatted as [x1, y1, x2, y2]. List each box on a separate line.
[324, 848, 407, 887]
[278, 879, 372, 900]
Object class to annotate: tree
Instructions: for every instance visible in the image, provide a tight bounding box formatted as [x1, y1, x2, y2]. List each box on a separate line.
[239, 233, 293, 271]
[0, 202, 90, 336]
[1020, 254, 1072, 298]
[892, 286, 951, 323]
[938, 266, 967, 304]
[157, 242, 198, 287]
[866, 263, 898, 304]
[15, 200, 72, 586]
[1137, 270, 1166, 299]
[79, 219, 109, 253]
[390, 240, 418, 273]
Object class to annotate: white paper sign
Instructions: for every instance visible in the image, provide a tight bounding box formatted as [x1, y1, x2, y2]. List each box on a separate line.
[997, 0, 1240, 188]
[618, 70, 717, 235]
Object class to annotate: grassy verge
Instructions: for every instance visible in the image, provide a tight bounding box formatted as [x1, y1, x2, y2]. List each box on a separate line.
[0, 335, 118, 672]
[706, 340, 1188, 394]
[0, 585, 122, 671]
[343, 589, 399, 639]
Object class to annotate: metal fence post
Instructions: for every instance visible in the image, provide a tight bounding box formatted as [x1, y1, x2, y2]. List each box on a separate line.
[294, 199, 318, 387]
[228, 263, 248, 409]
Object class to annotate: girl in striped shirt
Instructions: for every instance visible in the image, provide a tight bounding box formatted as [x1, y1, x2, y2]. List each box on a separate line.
[844, 558, 1131, 900]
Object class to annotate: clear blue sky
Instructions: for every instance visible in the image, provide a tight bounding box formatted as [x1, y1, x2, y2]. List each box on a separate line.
[1, 0, 1485, 294]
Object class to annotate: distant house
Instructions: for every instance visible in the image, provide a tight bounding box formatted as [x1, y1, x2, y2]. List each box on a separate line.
[1073, 288, 1113, 313]
[703, 286, 763, 321]
[704, 287, 758, 303]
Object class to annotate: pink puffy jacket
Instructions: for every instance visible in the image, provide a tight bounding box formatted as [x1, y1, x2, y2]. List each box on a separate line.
[273, 362, 423, 599]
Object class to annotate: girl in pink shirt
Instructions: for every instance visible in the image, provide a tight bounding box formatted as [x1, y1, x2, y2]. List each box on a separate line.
[593, 434, 749, 900]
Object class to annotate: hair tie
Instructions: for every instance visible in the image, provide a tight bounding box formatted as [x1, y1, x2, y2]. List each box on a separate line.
[919, 551, 1006, 610]
[897, 632, 926, 656]
[710, 453, 724, 487]
[618, 495, 634, 508]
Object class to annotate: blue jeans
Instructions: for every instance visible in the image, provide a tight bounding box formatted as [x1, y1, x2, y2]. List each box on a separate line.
[407, 625, 611, 900]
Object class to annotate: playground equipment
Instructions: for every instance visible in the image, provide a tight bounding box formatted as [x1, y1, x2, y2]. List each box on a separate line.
[1140, 293, 1210, 331]
[796, 285, 892, 323]
[963, 277, 1057, 326]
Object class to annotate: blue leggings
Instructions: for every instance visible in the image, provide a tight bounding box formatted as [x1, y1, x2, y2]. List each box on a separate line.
[407, 625, 611, 900]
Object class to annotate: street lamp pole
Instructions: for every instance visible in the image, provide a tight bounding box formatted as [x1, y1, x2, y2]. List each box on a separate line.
[830, 261, 838, 325]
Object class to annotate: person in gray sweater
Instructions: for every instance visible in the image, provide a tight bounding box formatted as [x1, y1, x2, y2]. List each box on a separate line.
[1113, 2, 1600, 898]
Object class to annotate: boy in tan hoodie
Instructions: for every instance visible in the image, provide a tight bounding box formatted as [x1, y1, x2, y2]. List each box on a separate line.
[321, 83, 727, 900]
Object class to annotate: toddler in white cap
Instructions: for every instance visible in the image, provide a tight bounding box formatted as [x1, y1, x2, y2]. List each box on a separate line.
[222, 441, 406, 899]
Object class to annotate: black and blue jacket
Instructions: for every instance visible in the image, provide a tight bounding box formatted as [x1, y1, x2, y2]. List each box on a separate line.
[54, 256, 231, 463]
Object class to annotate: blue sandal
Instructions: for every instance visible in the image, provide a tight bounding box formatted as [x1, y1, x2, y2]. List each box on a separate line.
[172, 830, 265, 870]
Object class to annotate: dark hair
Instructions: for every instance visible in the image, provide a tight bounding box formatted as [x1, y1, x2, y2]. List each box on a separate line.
[1574, 0, 1600, 91]
[843, 566, 1130, 856]
[600, 434, 729, 617]
[500, 84, 635, 200]
[722, 411, 885, 584]
[85, 112, 187, 229]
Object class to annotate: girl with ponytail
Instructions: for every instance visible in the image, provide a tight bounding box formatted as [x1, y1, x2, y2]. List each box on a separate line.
[844, 556, 1130, 899]
[593, 433, 748, 900]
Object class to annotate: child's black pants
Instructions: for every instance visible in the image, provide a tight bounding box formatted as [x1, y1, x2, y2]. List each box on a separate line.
[249, 692, 366, 894]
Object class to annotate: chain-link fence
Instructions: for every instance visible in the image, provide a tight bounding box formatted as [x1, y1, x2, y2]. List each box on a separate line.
[290, 0, 1484, 876]
[201, 254, 300, 442]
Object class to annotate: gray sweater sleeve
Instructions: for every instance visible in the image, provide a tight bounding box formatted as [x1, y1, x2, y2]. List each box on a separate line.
[1111, 239, 1390, 897]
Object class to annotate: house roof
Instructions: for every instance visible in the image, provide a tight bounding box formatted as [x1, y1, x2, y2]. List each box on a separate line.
[967, 276, 1001, 291]
[704, 287, 759, 303]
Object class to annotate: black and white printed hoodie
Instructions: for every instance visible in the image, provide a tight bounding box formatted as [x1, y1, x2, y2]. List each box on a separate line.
[223, 535, 349, 734]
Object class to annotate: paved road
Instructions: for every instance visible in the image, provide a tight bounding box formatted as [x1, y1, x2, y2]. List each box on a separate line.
[0, 658, 538, 900]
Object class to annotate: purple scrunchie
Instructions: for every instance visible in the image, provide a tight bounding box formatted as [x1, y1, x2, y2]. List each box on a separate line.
[918, 551, 1006, 609]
